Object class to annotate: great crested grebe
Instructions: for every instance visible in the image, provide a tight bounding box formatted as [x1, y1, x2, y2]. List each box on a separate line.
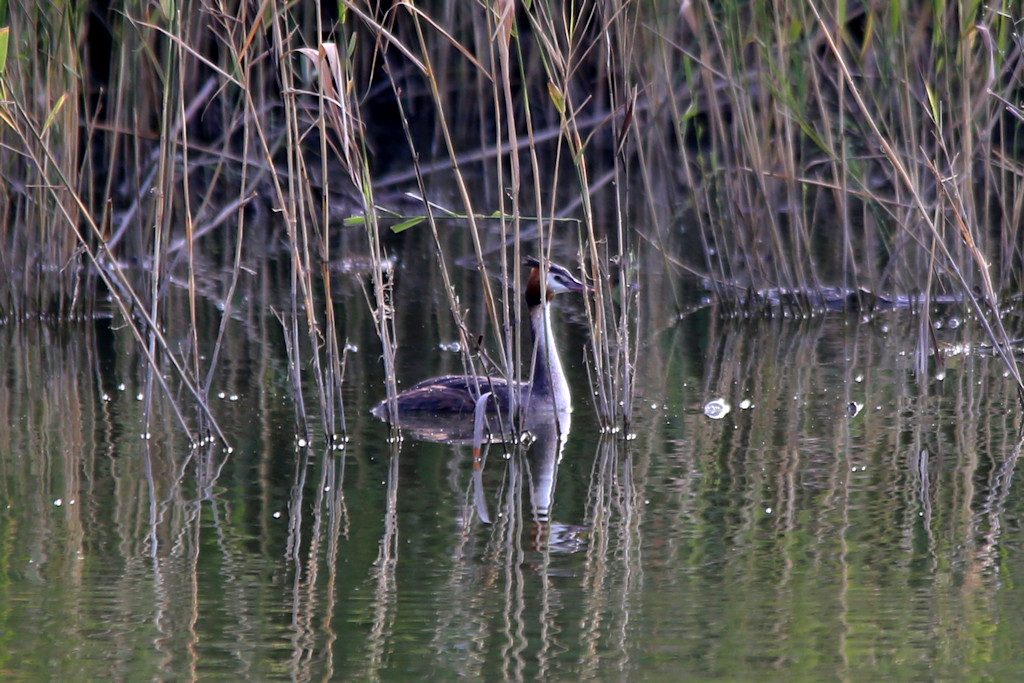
[372, 257, 589, 429]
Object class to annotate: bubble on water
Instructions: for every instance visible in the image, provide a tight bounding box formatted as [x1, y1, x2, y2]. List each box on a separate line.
[739, 399, 753, 410]
[297, 437, 308, 448]
[117, 383, 126, 391]
[217, 391, 226, 399]
[136, 393, 144, 401]
[101, 393, 110, 402]
[934, 370, 946, 381]
[947, 317, 961, 329]
[944, 343, 968, 357]
[53, 499, 62, 507]
[933, 319, 943, 330]
[438, 341, 462, 353]
[273, 511, 282, 519]
[704, 398, 731, 420]
[344, 343, 359, 353]
[765, 507, 773, 515]
[229, 394, 239, 401]
[854, 374, 864, 383]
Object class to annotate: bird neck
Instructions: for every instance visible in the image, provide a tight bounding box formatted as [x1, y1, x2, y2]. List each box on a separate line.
[529, 303, 571, 414]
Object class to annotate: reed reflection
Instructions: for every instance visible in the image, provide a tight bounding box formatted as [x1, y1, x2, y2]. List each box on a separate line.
[389, 402, 586, 678]
[639, 314, 1024, 678]
[5, 292, 1024, 679]
[281, 443, 355, 683]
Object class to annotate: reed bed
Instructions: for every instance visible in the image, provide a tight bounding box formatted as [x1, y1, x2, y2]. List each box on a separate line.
[1, 1, 1023, 432]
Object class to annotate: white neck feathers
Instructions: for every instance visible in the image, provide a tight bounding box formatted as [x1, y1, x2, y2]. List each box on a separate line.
[529, 303, 572, 414]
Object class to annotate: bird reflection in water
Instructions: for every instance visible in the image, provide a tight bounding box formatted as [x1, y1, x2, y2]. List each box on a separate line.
[384, 406, 587, 556]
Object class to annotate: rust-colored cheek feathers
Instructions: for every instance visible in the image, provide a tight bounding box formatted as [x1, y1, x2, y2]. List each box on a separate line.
[524, 267, 554, 307]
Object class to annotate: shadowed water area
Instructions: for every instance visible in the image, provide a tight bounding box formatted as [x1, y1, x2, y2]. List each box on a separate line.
[2, 232, 1024, 680]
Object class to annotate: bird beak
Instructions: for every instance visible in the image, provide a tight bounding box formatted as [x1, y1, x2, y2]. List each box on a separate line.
[571, 278, 594, 294]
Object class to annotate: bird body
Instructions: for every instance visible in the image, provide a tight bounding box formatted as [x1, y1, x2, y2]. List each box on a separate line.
[372, 257, 588, 437]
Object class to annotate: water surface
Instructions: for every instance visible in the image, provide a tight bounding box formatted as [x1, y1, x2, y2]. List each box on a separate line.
[1, 252, 1023, 680]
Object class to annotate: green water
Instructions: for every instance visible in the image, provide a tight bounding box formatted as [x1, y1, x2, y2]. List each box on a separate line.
[1, 247, 1023, 680]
